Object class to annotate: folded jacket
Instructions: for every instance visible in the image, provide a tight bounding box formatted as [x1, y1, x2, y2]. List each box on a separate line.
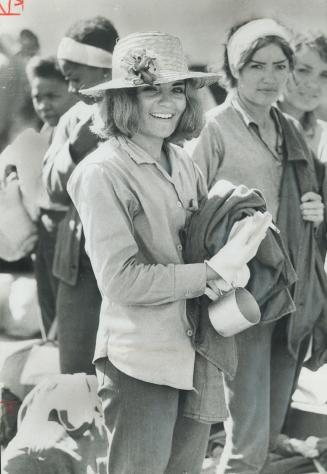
[182, 180, 297, 377]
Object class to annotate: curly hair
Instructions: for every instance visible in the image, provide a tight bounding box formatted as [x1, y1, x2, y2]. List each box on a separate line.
[92, 80, 204, 143]
[220, 19, 294, 90]
[26, 55, 65, 83]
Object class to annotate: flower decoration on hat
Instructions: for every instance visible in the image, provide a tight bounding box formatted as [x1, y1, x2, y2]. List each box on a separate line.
[122, 48, 157, 85]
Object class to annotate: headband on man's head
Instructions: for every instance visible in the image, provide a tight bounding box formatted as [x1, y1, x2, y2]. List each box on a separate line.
[57, 37, 112, 69]
[227, 19, 291, 79]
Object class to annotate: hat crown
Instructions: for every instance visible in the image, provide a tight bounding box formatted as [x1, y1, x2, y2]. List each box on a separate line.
[112, 32, 189, 81]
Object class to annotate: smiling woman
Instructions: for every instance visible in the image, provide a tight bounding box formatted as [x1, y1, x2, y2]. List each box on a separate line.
[66, 31, 272, 474]
[278, 34, 327, 162]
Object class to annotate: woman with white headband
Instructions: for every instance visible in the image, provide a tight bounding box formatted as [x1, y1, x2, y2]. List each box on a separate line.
[191, 18, 327, 473]
[42, 17, 119, 374]
[67, 31, 271, 473]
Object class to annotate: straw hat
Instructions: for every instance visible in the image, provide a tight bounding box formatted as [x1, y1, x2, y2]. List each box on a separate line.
[81, 31, 219, 94]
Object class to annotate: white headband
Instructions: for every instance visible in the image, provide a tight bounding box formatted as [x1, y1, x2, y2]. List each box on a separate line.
[227, 19, 291, 78]
[57, 37, 112, 69]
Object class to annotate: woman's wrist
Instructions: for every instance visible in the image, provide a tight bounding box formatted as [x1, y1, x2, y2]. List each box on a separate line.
[205, 262, 221, 281]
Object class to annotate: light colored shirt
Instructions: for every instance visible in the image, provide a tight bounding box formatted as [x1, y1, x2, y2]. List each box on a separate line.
[67, 136, 208, 390]
[187, 92, 285, 220]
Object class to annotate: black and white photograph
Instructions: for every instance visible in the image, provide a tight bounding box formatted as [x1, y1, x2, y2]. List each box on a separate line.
[0, 0, 327, 472]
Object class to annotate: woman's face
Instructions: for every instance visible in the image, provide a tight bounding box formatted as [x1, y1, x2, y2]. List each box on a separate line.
[284, 46, 327, 112]
[135, 81, 187, 142]
[59, 59, 111, 103]
[237, 43, 290, 107]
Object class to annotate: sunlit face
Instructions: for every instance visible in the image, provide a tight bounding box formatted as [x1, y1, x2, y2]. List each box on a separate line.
[31, 76, 76, 126]
[58, 59, 111, 103]
[237, 43, 290, 107]
[134, 81, 187, 143]
[284, 46, 327, 112]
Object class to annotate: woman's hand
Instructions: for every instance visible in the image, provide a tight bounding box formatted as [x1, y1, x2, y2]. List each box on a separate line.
[300, 192, 324, 226]
[206, 211, 272, 284]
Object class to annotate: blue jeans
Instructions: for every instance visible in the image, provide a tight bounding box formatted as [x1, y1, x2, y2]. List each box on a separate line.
[95, 358, 211, 474]
[217, 318, 308, 474]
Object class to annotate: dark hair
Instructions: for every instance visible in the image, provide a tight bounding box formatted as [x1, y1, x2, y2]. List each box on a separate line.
[19, 29, 39, 46]
[93, 80, 204, 143]
[26, 56, 65, 83]
[221, 19, 294, 89]
[66, 16, 119, 53]
[294, 33, 327, 64]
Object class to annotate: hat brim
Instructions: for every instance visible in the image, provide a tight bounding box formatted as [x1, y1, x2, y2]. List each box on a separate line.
[80, 72, 219, 96]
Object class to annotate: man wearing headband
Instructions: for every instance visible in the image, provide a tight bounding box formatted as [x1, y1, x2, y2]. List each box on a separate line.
[42, 17, 119, 375]
[190, 18, 327, 473]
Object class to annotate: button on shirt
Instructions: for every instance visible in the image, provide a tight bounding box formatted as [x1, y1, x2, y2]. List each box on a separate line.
[67, 136, 208, 390]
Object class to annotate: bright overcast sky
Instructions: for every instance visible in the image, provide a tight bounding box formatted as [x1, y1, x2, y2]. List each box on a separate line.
[1, 0, 327, 65]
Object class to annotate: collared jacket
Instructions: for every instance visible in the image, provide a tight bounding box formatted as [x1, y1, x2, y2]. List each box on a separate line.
[276, 110, 327, 364]
[183, 181, 297, 379]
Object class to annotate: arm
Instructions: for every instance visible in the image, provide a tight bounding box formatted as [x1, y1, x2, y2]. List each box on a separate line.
[42, 106, 100, 206]
[68, 162, 271, 306]
[300, 154, 325, 228]
[68, 164, 208, 306]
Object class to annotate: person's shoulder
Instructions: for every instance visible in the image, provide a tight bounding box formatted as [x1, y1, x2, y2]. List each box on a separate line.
[69, 138, 134, 196]
[205, 100, 232, 121]
[78, 138, 122, 168]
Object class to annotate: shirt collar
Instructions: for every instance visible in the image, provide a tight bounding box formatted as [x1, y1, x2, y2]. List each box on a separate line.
[115, 135, 157, 165]
[231, 91, 284, 156]
[115, 135, 177, 177]
[231, 91, 283, 135]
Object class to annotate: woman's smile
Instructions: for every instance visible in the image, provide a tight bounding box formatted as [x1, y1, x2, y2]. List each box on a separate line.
[150, 112, 175, 119]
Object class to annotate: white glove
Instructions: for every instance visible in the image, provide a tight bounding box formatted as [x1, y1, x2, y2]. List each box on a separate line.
[205, 265, 250, 301]
[207, 211, 272, 285]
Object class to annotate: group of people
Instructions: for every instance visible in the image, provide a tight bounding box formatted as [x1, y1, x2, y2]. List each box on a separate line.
[1, 12, 327, 474]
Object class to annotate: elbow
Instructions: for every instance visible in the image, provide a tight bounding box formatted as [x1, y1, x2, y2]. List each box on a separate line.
[104, 275, 137, 305]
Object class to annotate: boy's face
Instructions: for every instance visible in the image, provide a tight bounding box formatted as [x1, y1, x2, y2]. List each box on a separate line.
[31, 76, 76, 126]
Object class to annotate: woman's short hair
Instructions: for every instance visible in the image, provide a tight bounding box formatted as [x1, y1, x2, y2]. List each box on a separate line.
[26, 56, 65, 83]
[65, 16, 119, 54]
[293, 33, 327, 64]
[221, 20, 294, 90]
[92, 80, 204, 143]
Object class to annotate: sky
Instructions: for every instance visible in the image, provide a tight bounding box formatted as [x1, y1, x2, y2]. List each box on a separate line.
[0, 0, 327, 66]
